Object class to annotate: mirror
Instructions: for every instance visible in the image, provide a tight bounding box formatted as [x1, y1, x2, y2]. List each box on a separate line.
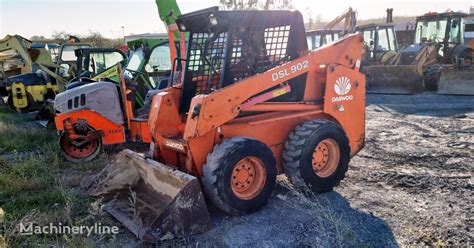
[144, 63, 153, 73]
[124, 70, 133, 81]
[452, 20, 459, 28]
[58, 64, 70, 78]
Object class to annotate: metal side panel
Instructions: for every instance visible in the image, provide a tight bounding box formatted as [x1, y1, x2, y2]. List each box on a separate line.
[54, 82, 124, 124]
[364, 65, 425, 95]
[437, 69, 474, 95]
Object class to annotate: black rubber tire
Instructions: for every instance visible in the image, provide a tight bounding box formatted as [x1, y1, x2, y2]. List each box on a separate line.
[424, 64, 442, 91]
[7, 93, 33, 113]
[202, 137, 277, 215]
[59, 131, 102, 163]
[283, 120, 350, 192]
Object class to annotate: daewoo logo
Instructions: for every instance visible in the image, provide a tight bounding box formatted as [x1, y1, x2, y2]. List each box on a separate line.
[332, 76, 354, 103]
[165, 140, 186, 153]
[334, 76, 351, 95]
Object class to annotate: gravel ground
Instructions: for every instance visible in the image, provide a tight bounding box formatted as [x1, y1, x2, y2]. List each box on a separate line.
[177, 93, 473, 247]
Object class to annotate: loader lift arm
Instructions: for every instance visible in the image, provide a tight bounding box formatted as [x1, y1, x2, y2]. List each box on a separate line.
[185, 35, 363, 139]
[155, 0, 186, 65]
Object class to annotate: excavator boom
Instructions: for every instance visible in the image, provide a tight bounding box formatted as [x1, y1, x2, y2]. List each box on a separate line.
[325, 7, 357, 34]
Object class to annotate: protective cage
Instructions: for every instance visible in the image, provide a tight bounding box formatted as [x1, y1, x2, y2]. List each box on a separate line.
[175, 7, 308, 112]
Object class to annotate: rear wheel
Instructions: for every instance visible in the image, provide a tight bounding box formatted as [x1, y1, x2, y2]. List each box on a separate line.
[283, 120, 350, 192]
[425, 64, 442, 91]
[59, 131, 102, 163]
[202, 137, 277, 215]
[7, 93, 33, 113]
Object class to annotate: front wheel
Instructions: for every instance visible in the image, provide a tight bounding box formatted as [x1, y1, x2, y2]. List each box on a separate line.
[7, 93, 33, 113]
[283, 120, 350, 192]
[424, 64, 442, 91]
[202, 137, 277, 215]
[59, 131, 102, 163]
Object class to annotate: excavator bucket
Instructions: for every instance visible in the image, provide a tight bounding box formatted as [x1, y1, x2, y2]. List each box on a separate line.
[364, 64, 425, 94]
[87, 149, 212, 241]
[437, 68, 474, 95]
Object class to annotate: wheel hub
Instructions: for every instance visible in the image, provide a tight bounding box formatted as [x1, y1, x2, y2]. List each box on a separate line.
[231, 156, 266, 200]
[61, 135, 98, 159]
[312, 138, 340, 178]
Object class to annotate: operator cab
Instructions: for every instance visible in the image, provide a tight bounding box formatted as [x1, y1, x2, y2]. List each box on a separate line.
[356, 23, 398, 63]
[415, 12, 467, 59]
[306, 29, 342, 50]
[57, 43, 93, 79]
[174, 7, 308, 113]
[75, 48, 126, 78]
[465, 15, 474, 49]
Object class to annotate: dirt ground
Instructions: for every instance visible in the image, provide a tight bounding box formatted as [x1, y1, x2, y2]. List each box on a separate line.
[151, 92, 472, 247]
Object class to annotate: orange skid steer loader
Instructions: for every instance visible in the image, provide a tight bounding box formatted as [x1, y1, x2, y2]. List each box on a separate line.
[88, 8, 366, 241]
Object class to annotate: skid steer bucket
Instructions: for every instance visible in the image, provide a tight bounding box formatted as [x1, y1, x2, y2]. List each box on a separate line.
[87, 149, 212, 241]
[364, 65, 425, 94]
[437, 68, 474, 95]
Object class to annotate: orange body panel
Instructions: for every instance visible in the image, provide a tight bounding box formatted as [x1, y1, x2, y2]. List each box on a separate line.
[129, 119, 152, 143]
[220, 109, 328, 174]
[55, 109, 126, 145]
[148, 33, 366, 176]
[323, 64, 366, 156]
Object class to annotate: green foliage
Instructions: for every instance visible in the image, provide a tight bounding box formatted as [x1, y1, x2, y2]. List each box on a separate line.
[220, 0, 293, 10]
[31, 30, 124, 48]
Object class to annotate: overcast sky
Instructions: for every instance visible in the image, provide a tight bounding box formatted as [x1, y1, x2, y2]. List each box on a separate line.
[0, 0, 473, 38]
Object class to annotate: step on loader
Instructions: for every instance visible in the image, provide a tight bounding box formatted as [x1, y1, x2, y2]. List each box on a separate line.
[88, 7, 366, 241]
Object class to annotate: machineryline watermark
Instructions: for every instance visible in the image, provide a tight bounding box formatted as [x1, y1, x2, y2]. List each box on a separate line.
[18, 222, 119, 237]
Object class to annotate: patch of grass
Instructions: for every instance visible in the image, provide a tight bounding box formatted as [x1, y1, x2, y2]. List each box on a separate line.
[0, 107, 111, 246]
[0, 106, 57, 153]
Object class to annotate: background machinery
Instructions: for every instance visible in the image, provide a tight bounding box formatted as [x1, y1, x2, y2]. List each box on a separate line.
[84, 7, 366, 241]
[0, 35, 59, 99]
[417, 12, 474, 95]
[53, 0, 182, 161]
[34, 47, 128, 123]
[54, 40, 174, 162]
[363, 10, 474, 95]
[306, 7, 357, 50]
[3, 39, 95, 112]
[360, 10, 438, 94]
